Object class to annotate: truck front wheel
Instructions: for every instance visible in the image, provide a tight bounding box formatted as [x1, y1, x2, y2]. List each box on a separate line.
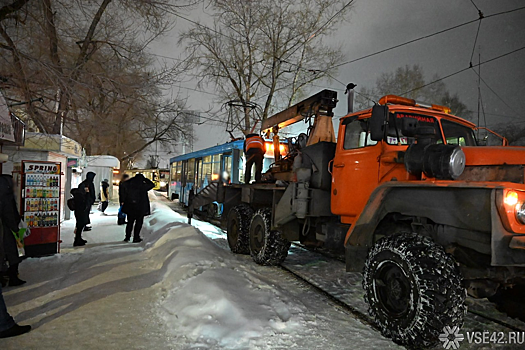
[226, 204, 253, 254]
[249, 208, 291, 265]
[362, 232, 466, 348]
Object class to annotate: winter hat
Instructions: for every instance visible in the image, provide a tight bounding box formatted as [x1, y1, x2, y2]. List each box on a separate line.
[86, 172, 96, 182]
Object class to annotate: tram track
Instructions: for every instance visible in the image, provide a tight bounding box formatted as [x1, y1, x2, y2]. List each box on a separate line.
[158, 195, 525, 347]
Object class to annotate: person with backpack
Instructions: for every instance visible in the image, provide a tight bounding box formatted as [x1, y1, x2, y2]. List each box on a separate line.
[70, 184, 90, 247]
[120, 174, 154, 243]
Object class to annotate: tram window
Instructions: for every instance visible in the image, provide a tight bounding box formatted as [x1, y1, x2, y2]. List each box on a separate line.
[212, 154, 221, 180]
[187, 159, 195, 184]
[176, 162, 182, 182]
[171, 163, 177, 181]
[225, 156, 232, 173]
[203, 163, 212, 183]
[196, 159, 203, 188]
[238, 153, 244, 183]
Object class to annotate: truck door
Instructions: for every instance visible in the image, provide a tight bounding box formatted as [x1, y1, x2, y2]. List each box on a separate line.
[331, 117, 382, 221]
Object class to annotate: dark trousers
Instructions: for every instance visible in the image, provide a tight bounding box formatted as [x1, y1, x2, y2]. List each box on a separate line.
[75, 222, 84, 242]
[125, 213, 144, 240]
[0, 284, 15, 332]
[101, 201, 108, 213]
[245, 152, 263, 183]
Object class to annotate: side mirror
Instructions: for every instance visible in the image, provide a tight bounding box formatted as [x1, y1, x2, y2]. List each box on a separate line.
[370, 105, 388, 141]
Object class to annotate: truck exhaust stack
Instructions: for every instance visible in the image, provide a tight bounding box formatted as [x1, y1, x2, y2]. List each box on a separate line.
[345, 83, 357, 114]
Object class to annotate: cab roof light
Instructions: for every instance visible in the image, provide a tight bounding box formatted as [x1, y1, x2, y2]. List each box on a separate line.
[379, 94, 451, 114]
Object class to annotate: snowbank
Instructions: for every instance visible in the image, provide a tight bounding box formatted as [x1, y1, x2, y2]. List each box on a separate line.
[141, 204, 304, 348]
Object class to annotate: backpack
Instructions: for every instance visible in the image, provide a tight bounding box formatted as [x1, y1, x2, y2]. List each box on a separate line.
[67, 196, 76, 211]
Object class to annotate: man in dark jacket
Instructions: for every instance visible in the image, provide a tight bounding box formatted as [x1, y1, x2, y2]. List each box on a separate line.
[0, 177, 31, 338]
[0, 175, 25, 286]
[70, 185, 89, 247]
[244, 133, 265, 183]
[121, 174, 154, 243]
[78, 172, 96, 231]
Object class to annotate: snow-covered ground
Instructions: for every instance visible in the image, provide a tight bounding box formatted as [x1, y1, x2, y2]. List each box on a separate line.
[2, 195, 398, 349]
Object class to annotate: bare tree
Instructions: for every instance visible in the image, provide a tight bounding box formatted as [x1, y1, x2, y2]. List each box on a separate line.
[0, 0, 196, 164]
[355, 64, 472, 120]
[180, 0, 351, 135]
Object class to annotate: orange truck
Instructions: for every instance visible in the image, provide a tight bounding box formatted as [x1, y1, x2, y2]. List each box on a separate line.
[188, 88, 525, 347]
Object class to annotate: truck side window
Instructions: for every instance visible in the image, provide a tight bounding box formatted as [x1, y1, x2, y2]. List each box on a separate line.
[343, 119, 377, 149]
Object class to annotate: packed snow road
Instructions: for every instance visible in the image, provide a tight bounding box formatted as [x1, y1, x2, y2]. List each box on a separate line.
[2, 197, 398, 349]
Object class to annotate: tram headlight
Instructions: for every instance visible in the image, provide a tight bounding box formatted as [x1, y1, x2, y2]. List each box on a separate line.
[160, 181, 167, 188]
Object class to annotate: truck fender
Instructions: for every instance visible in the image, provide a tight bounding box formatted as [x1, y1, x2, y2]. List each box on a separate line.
[344, 182, 493, 272]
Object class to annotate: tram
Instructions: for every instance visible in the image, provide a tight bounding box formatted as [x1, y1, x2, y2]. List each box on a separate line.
[122, 168, 169, 191]
[169, 139, 287, 207]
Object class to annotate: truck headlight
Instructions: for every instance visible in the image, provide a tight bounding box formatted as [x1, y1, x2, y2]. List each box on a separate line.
[517, 202, 525, 225]
[448, 147, 466, 179]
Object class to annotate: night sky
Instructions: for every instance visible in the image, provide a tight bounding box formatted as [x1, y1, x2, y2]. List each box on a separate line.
[150, 0, 525, 151]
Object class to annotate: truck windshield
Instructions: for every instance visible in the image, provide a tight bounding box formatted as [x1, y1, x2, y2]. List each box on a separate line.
[440, 119, 477, 146]
[386, 112, 441, 145]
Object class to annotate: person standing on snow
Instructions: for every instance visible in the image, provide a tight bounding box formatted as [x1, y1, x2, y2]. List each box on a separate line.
[100, 179, 109, 215]
[0, 175, 26, 287]
[78, 172, 96, 231]
[121, 174, 154, 243]
[117, 174, 130, 225]
[70, 184, 89, 247]
[243, 133, 265, 183]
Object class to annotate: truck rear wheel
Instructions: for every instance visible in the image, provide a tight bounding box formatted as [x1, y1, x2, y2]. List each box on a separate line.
[249, 208, 291, 265]
[362, 232, 466, 348]
[227, 204, 253, 254]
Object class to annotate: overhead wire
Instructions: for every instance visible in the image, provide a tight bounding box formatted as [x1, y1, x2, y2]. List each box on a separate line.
[469, 68, 522, 118]
[400, 45, 525, 96]
[468, 0, 481, 13]
[164, 3, 525, 133]
[469, 18, 483, 65]
[327, 5, 525, 71]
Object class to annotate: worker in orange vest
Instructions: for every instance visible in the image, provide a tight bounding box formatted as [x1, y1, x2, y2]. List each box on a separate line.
[244, 133, 265, 183]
